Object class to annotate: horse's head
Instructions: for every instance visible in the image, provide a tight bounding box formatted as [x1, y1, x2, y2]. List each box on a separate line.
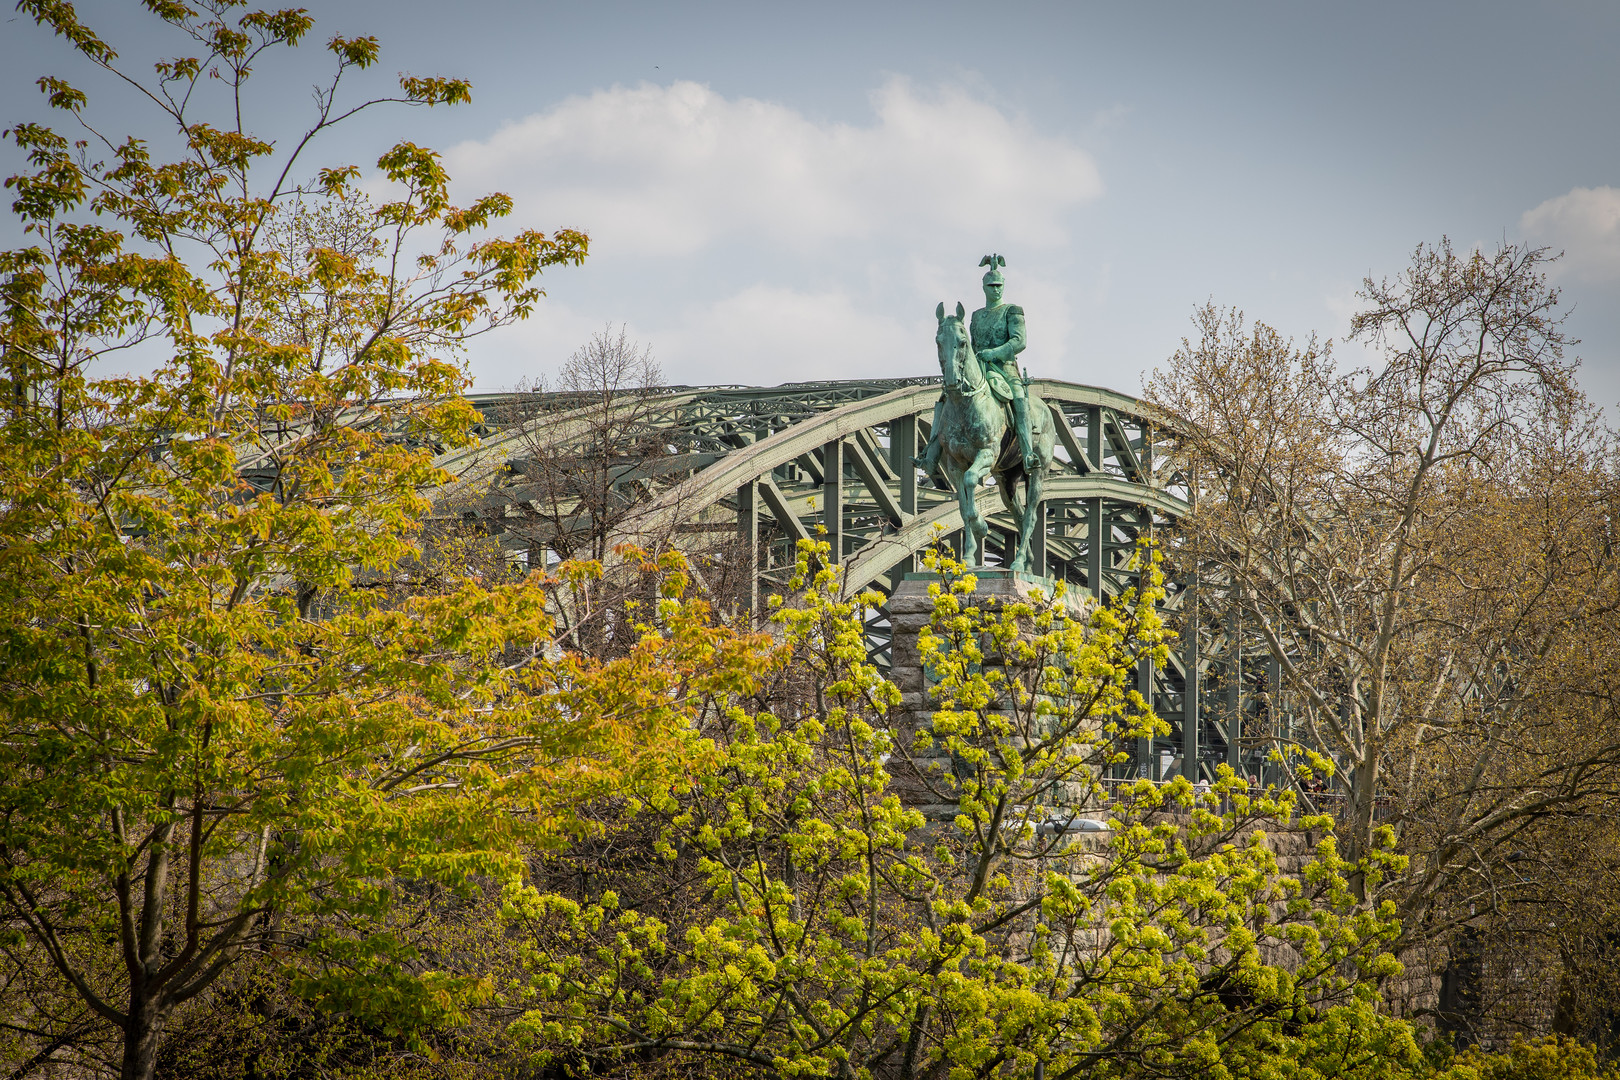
[935, 301, 972, 391]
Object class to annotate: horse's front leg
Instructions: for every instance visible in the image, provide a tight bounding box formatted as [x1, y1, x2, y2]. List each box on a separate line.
[1010, 466, 1045, 573]
[960, 447, 997, 567]
[940, 456, 974, 566]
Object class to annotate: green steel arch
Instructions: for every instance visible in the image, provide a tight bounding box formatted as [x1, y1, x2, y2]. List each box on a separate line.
[433, 377, 1262, 785]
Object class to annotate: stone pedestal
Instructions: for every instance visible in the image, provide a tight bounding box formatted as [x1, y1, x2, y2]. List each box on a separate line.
[885, 569, 1094, 819]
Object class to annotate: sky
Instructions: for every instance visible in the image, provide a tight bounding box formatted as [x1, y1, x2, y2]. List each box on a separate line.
[3, 1, 1617, 404]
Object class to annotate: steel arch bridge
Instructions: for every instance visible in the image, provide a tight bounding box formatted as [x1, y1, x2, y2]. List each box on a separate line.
[431, 377, 1275, 786]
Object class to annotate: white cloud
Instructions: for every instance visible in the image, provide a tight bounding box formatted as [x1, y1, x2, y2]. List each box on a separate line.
[445, 77, 1104, 389]
[464, 302, 640, 391]
[656, 285, 926, 385]
[444, 78, 1103, 259]
[467, 270, 1083, 391]
[1521, 186, 1620, 281]
[467, 285, 930, 389]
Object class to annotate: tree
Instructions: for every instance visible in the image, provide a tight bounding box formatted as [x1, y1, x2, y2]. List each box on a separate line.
[1145, 242, 1620, 946]
[501, 325, 671, 568]
[1399, 434, 1620, 1045]
[459, 326, 686, 655]
[0, 5, 779, 1079]
[441, 324, 760, 658]
[495, 543, 1419, 1079]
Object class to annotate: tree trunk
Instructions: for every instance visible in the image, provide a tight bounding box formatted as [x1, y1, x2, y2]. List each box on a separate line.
[121, 996, 166, 1080]
[1348, 746, 1380, 902]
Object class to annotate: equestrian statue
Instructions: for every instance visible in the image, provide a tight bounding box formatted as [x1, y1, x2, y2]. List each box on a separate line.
[914, 255, 1056, 571]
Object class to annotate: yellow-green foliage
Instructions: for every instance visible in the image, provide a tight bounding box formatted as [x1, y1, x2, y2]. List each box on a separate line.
[1443, 1037, 1620, 1080]
[0, 5, 738, 1078]
[500, 541, 1419, 1079]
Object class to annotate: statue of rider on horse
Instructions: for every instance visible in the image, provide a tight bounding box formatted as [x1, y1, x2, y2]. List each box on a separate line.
[915, 255, 1041, 477]
[915, 255, 1056, 571]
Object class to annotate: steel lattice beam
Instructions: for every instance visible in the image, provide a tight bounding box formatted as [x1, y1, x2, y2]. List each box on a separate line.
[433, 376, 1270, 784]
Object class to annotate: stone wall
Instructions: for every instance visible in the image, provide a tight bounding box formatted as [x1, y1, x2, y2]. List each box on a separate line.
[885, 569, 1094, 819]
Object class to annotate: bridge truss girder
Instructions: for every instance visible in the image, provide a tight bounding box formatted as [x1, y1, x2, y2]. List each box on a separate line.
[434, 378, 1273, 786]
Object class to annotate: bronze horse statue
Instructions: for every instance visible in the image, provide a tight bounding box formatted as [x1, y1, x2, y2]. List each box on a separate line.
[931, 301, 1056, 570]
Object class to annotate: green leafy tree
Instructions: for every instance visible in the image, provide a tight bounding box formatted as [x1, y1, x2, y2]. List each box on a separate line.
[498, 543, 1419, 1079]
[0, 5, 784, 1080]
[1443, 1036, 1620, 1080]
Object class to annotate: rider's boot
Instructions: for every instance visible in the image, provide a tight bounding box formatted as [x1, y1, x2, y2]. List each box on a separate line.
[913, 400, 944, 475]
[1012, 398, 1039, 474]
[911, 434, 941, 475]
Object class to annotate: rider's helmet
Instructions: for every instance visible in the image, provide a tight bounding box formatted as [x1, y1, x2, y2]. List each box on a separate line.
[980, 253, 1006, 287]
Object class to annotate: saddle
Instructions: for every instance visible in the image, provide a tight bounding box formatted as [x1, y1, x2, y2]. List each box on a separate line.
[984, 364, 1016, 404]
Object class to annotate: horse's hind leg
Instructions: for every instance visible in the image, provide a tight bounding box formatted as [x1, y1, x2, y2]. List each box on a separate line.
[997, 470, 1026, 572]
[998, 469, 1024, 525]
[1010, 468, 1045, 573]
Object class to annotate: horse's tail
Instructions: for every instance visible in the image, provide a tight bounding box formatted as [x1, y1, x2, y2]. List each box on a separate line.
[995, 428, 1023, 476]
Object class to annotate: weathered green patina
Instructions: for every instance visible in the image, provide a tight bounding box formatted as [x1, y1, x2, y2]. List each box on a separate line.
[916, 256, 1057, 570]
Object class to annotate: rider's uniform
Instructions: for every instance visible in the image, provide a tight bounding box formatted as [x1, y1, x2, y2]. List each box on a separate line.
[970, 302, 1027, 406]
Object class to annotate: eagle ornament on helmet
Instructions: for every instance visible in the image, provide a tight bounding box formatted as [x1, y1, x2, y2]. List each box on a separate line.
[980, 252, 1006, 287]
